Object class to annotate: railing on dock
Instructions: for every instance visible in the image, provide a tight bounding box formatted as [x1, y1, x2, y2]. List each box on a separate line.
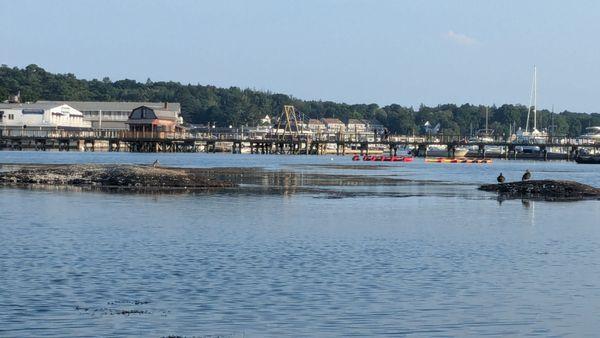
[0, 127, 598, 147]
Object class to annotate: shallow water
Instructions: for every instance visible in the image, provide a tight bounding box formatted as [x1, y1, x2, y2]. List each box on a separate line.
[1, 152, 600, 337]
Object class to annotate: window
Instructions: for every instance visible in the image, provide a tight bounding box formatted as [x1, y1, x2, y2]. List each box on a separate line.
[0, 111, 3, 122]
[9, 114, 14, 120]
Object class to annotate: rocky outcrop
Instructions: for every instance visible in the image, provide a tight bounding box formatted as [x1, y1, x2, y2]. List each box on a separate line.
[0, 164, 236, 190]
[479, 179, 600, 201]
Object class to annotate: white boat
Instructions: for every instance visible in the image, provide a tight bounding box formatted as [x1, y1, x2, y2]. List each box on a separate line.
[426, 145, 468, 157]
[581, 126, 600, 142]
[466, 108, 505, 155]
[513, 65, 549, 147]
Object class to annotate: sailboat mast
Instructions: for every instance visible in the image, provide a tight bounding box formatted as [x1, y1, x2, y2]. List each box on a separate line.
[485, 107, 489, 134]
[533, 65, 537, 131]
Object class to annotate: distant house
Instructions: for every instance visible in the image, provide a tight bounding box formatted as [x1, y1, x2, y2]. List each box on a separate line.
[365, 119, 384, 133]
[260, 114, 271, 126]
[347, 119, 368, 133]
[321, 118, 346, 133]
[126, 104, 182, 132]
[307, 119, 326, 132]
[0, 102, 90, 130]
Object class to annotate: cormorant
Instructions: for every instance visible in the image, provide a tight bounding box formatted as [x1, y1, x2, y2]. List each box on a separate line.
[522, 169, 531, 181]
[497, 173, 505, 183]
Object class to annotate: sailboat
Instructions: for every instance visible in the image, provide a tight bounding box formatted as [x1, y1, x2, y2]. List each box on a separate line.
[467, 107, 505, 155]
[515, 65, 548, 147]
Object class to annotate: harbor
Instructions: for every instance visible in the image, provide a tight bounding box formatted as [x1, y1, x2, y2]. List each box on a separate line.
[1, 99, 597, 160]
[1, 127, 598, 160]
[4, 0, 600, 336]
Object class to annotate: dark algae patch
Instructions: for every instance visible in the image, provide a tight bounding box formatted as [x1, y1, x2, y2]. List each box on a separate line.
[0, 164, 236, 190]
[74, 300, 167, 316]
[0, 163, 429, 195]
[479, 180, 600, 201]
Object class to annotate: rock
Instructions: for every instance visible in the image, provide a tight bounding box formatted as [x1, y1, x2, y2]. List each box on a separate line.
[0, 164, 236, 190]
[479, 179, 600, 201]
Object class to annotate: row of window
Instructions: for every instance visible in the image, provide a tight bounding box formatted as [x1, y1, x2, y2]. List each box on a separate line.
[0, 110, 83, 123]
[83, 111, 130, 117]
[0, 111, 15, 121]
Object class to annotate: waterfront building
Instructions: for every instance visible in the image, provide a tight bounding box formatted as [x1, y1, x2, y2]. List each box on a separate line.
[321, 118, 346, 133]
[126, 104, 183, 132]
[307, 119, 326, 132]
[38, 101, 182, 130]
[365, 119, 384, 133]
[0, 102, 90, 130]
[347, 119, 368, 133]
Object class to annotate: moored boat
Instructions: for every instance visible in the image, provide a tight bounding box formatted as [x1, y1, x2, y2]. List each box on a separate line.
[575, 156, 600, 164]
[426, 145, 469, 158]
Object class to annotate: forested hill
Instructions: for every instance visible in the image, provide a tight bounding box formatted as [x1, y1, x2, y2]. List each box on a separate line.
[1, 64, 599, 136]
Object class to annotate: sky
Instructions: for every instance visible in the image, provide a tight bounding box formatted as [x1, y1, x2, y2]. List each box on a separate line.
[1, 0, 600, 112]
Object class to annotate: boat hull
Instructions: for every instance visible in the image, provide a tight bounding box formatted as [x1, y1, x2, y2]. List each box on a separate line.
[426, 149, 469, 158]
[575, 156, 600, 164]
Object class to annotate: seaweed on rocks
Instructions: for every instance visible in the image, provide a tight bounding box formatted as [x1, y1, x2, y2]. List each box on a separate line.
[479, 180, 600, 201]
[0, 164, 236, 190]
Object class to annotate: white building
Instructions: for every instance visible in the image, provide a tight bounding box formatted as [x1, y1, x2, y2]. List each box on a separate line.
[321, 118, 346, 133]
[307, 119, 326, 132]
[0, 103, 91, 129]
[347, 119, 368, 133]
[38, 101, 182, 130]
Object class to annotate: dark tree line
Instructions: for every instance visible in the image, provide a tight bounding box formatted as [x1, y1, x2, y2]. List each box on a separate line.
[1, 64, 599, 136]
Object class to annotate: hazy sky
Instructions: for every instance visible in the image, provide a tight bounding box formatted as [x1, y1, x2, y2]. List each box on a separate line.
[2, 0, 600, 112]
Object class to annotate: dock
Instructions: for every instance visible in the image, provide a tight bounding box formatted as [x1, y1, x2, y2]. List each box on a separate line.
[0, 129, 598, 160]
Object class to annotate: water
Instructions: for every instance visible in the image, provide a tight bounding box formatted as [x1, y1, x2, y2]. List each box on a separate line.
[1, 152, 600, 337]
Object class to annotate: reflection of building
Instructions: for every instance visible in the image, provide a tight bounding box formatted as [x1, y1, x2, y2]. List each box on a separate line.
[126, 105, 183, 132]
[0, 102, 90, 129]
[321, 118, 346, 132]
[38, 101, 181, 130]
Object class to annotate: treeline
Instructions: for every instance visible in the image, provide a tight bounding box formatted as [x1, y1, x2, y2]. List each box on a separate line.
[1, 64, 599, 136]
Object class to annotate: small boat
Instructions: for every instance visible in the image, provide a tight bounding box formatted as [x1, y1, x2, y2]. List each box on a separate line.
[425, 157, 493, 164]
[355, 155, 414, 162]
[575, 156, 600, 164]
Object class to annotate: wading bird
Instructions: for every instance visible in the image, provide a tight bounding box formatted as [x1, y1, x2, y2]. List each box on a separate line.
[152, 159, 160, 168]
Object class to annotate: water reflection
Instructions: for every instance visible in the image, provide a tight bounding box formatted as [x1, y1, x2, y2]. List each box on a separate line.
[1, 165, 600, 336]
[2, 165, 486, 201]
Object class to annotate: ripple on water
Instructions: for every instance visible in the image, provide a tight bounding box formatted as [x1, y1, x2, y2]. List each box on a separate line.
[1, 154, 600, 336]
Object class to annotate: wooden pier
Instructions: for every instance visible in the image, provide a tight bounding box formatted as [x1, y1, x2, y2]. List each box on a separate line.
[0, 129, 598, 160]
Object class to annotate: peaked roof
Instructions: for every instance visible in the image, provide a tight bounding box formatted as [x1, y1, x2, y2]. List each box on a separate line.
[321, 118, 344, 124]
[38, 101, 181, 112]
[131, 105, 179, 121]
[0, 102, 67, 110]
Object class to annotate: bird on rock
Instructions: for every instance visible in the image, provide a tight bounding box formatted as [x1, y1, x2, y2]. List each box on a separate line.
[497, 173, 505, 183]
[522, 169, 531, 181]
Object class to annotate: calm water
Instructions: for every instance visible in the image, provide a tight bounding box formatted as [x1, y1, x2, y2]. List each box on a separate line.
[1, 152, 600, 337]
